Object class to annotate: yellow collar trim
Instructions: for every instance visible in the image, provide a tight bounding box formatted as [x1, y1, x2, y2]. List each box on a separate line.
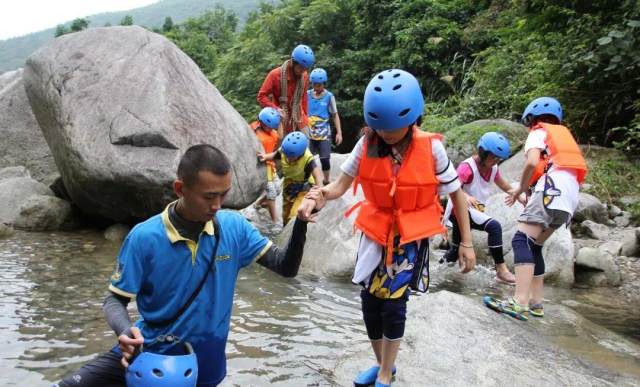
[161, 201, 215, 244]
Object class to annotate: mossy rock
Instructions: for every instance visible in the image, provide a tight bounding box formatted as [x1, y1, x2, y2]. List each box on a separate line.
[441, 119, 527, 165]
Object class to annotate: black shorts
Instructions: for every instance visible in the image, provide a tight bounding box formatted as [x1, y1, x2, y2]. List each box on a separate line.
[361, 289, 409, 341]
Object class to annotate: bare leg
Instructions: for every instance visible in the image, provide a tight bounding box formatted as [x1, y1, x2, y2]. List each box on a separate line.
[370, 339, 382, 364]
[265, 199, 278, 223]
[530, 275, 544, 304]
[514, 264, 534, 305]
[513, 222, 544, 305]
[377, 339, 401, 384]
[529, 227, 554, 303]
[322, 169, 330, 184]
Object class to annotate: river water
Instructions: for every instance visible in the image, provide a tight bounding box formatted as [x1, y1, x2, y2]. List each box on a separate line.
[0, 228, 639, 386]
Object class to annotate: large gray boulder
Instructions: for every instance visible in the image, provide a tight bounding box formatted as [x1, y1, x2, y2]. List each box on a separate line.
[471, 193, 574, 285]
[0, 177, 53, 224]
[24, 26, 264, 222]
[442, 119, 528, 165]
[277, 154, 359, 277]
[574, 192, 609, 224]
[575, 247, 622, 286]
[334, 291, 640, 386]
[581, 220, 611, 240]
[0, 69, 57, 184]
[13, 194, 77, 231]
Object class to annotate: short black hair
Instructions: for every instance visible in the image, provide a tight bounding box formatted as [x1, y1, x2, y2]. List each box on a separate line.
[177, 144, 231, 186]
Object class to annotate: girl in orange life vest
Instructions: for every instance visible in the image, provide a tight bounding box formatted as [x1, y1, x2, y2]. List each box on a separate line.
[484, 97, 587, 321]
[252, 107, 281, 224]
[298, 69, 476, 387]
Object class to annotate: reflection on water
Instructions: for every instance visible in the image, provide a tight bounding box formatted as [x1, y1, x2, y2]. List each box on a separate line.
[0, 230, 638, 386]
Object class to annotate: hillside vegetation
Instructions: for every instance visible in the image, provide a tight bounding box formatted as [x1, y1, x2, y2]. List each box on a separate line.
[0, 0, 266, 72]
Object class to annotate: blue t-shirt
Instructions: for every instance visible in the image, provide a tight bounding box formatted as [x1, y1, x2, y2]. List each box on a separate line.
[109, 205, 271, 385]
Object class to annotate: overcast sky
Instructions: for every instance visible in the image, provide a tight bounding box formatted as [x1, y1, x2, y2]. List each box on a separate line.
[0, 0, 158, 40]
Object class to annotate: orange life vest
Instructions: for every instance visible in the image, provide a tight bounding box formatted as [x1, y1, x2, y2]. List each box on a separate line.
[251, 121, 280, 170]
[528, 122, 588, 186]
[348, 128, 447, 267]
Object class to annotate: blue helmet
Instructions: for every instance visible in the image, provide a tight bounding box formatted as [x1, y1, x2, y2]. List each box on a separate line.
[310, 68, 328, 84]
[126, 343, 198, 387]
[522, 97, 563, 125]
[363, 69, 424, 131]
[291, 45, 315, 69]
[281, 131, 308, 158]
[258, 107, 280, 129]
[478, 132, 511, 160]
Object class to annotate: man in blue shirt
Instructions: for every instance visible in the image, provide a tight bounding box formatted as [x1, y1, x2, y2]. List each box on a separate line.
[56, 144, 312, 387]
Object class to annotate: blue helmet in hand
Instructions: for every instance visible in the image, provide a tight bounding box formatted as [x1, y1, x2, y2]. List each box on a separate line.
[291, 45, 315, 69]
[281, 132, 308, 158]
[310, 68, 328, 84]
[126, 343, 198, 387]
[363, 69, 424, 131]
[258, 107, 280, 129]
[478, 132, 511, 160]
[522, 97, 563, 125]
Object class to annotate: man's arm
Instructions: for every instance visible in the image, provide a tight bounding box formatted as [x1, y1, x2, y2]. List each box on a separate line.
[256, 217, 308, 277]
[103, 292, 132, 336]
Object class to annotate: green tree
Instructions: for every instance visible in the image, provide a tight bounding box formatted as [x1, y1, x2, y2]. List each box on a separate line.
[54, 24, 69, 37]
[163, 16, 174, 32]
[120, 15, 134, 26]
[70, 17, 90, 32]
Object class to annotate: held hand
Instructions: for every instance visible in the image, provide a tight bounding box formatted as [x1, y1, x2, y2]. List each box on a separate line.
[335, 132, 343, 146]
[304, 187, 327, 210]
[119, 327, 144, 368]
[297, 198, 318, 222]
[458, 245, 476, 274]
[257, 152, 266, 163]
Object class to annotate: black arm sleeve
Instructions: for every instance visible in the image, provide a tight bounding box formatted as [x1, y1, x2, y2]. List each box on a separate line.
[103, 292, 133, 336]
[257, 217, 308, 278]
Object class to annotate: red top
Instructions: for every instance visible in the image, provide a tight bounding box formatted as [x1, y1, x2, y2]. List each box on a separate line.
[257, 65, 309, 132]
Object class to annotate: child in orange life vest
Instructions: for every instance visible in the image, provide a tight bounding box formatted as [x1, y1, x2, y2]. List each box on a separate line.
[297, 70, 476, 387]
[484, 97, 587, 321]
[442, 132, 519, 284]
[259, 132, 324, 225]
[252, 107, 282, 223]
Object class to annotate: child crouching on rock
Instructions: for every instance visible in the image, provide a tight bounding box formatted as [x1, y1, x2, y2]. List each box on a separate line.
[442, 132, 518, 284]
[298, 69, 476, 387]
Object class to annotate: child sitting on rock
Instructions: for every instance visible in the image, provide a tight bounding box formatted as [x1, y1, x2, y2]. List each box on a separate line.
[442, 132, 518, 284]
